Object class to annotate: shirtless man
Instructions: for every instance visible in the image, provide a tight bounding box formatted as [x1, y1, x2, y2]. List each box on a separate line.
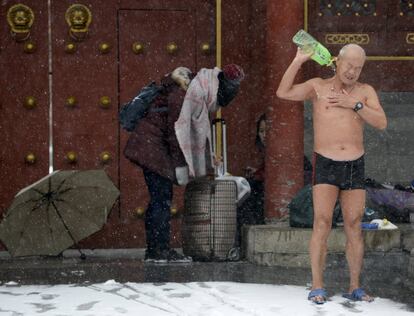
[277, 44, 387, 304]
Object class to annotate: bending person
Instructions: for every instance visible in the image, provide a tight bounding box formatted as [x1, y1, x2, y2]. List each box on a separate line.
[124, 65, 245, 263]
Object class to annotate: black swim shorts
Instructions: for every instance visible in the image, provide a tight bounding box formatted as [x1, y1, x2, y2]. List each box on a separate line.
[312, 152, 365, 190]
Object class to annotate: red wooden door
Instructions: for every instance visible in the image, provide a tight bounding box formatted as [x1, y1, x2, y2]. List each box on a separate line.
[118, 9, 196, 248]
[51, 0, 119, 248]
[0, 1, 215, 250]
[117, 0, 215, 248]
[0, 1, 49, 217]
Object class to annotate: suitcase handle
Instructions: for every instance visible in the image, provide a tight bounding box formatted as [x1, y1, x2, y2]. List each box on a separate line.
[212, 118, 227, 177]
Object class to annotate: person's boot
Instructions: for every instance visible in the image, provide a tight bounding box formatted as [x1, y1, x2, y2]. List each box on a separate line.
[144, 248, 157, 262]
[144, 248, 168, 263]
[165, 249, 192, 263]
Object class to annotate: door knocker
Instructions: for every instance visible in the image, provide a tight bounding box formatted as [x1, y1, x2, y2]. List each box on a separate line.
[7, 4, 34, 42]
[65, 4, 92, 42]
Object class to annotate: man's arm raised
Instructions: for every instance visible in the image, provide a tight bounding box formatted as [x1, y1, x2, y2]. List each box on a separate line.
[277, 48, 316, 102]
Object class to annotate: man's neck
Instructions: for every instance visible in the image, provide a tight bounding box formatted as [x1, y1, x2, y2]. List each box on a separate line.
[332, 76, 356, 92]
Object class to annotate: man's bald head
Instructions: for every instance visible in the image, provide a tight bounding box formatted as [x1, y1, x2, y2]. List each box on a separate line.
[338, 44, 366, 61]
[335, 44, 366, 85]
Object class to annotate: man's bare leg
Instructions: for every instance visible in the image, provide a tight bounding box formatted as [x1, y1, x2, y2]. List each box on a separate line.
[340, 189, 373, 301]
[310, 184, 339, 302]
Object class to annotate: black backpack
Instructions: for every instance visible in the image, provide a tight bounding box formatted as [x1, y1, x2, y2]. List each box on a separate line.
[119, 82, 162, 132]
[288, 184, 341, 228]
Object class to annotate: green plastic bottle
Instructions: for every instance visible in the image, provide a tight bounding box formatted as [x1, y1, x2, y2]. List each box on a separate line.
[292, 29, 334, 67]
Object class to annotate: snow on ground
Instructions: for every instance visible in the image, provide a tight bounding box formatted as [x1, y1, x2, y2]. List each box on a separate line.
[0, 281, 412, 315]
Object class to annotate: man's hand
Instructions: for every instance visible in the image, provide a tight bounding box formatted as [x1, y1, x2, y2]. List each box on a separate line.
[326, 88, 359, 109]
[293, 47, 313, 64]
[175, 166, 189, 186]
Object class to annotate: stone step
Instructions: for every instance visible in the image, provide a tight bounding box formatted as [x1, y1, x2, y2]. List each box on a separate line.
[242, 224, 414, 268]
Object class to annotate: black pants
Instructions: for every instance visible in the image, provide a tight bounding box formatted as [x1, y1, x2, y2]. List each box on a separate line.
[143, 168, 173, 254]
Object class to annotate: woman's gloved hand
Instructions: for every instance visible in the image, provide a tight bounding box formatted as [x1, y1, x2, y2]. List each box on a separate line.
[175, 165, 189, 186]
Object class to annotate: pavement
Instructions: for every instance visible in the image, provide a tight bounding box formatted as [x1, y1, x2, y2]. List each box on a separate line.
[0, 224, 413, 310]
[0, 250, 413, 310]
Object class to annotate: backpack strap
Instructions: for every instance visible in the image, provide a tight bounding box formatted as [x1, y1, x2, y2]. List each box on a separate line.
[149, 107, 168, 113]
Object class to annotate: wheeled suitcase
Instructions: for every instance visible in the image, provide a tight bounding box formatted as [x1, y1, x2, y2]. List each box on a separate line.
[182, 119, 250, 261]
[182, 177, 238, 260]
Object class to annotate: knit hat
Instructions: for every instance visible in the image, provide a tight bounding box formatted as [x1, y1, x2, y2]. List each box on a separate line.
[217, 64, 245, 107]
[222, 64, 245, 82]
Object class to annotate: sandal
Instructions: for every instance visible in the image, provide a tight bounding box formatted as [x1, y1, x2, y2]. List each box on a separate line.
[342, 288, 374, 302]
[308, 288, 327, 305]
